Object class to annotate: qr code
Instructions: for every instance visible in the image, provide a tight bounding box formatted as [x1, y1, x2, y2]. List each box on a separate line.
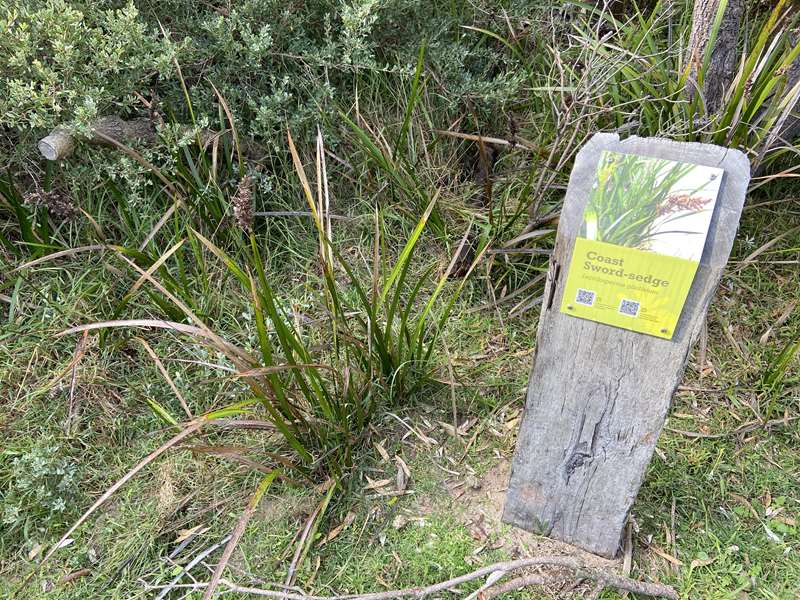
[618, 299, 640, 317]
[575, 288, 596, 306]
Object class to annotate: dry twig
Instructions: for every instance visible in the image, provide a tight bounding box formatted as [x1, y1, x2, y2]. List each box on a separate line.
[158, 555, 677, 599]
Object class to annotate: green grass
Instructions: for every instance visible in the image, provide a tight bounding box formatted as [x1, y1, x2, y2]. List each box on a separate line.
[3, 200, 798, 599]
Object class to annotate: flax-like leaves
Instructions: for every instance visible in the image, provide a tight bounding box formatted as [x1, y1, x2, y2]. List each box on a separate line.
[581, 152, 697, 249]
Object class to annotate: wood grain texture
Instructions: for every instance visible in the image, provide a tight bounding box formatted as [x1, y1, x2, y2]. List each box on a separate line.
[503, 133, 750, 557]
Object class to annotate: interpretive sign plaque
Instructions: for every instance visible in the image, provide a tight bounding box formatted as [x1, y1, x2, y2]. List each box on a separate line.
[559, 151, 723, 339]
[503, 133, 750, 557]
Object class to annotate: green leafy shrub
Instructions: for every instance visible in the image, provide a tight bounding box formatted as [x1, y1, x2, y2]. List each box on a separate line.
[0, 1, 176, 161]
[1, 0, 529, 166]
[128, 0, 524, 141]
[1, 443, 82, 546]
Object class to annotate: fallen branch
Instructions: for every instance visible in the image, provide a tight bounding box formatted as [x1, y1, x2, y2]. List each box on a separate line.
[147, 555, 678, 599]
[38, 116, 266, 161]
[480, 567, 675, 599]
[433, 129, 541, 153]
[39, 116, 156, 160]
[479, 574, 559, 599]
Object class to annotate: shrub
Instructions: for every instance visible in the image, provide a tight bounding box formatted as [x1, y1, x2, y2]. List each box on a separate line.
[1, 443, 82, 547]
[568, 0, 800, 170]
[0, 1, 176, 164]
[1, 0, 530, 168]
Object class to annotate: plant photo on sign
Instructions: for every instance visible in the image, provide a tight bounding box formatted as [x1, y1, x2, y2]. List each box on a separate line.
[581, 151, 723, 261]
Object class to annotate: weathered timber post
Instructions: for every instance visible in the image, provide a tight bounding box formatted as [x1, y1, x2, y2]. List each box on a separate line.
[503, 133, 750, 557]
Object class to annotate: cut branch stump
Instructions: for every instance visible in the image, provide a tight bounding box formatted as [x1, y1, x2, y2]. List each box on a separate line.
[503, 133, 750, 557]
[37, 116, 267, 162]
[38, 116, 157, 161]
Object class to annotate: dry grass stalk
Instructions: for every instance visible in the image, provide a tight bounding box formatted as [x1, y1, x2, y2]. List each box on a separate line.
[202, 472, 277, 600]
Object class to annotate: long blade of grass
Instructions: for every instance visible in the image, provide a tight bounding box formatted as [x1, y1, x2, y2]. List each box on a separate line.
[202, 471, 278, 600]
[154, 534, 232, 600]
[395, 262, 437, 370]
[698, 0, 729, 90]
[247, 236, 333, 422]
[394, 41, 426, 159]
[57, 318, 209, 339]
[139, 200, 181, 251]
[287, 129, 321, 227]
[203, 401, 260, 420]
[320, 131, 333, 270]
[119, 239, 185, 306]
[417, 226, 490, 370]
[461, 25, 523, 61]
[236, 364, 334, 378]
[327, 243, 394, 376]
[144, 397, 180, 428]
[9, 244, 107, 275]
[0, 176, 37, 251]
[380, 191, 438, 304]
[763, 338, 800, 391]
[192, 230, 318, 408]
[191, 228, 250, 286]
[755, 77, 800, 167]
[413, 222, 473, 344]
[210, 81, 243, 173]
[284, 482, 336, 589]
[135, 337, 193, 419]
[115, 253, 256, 367]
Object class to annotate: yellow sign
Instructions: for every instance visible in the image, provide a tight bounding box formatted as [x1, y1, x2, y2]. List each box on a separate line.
[560, 151, 723, 339]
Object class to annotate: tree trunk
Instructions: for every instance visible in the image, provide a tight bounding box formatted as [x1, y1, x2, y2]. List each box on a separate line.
[686, 0, 745, 112]
[687, 0, 800, 161]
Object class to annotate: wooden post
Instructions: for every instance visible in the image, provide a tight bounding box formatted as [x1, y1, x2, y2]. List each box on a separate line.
[503, 133, 750, 557]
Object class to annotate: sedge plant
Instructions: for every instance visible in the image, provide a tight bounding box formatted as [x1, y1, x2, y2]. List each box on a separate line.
[0, 173, 62, 258]
[65, 127, 475, 481]
[581, 151, 700, 249]
[572, 0, 800, 172]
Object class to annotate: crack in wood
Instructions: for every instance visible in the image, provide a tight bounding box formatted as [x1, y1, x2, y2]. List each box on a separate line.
[545, 261, 561, 310]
